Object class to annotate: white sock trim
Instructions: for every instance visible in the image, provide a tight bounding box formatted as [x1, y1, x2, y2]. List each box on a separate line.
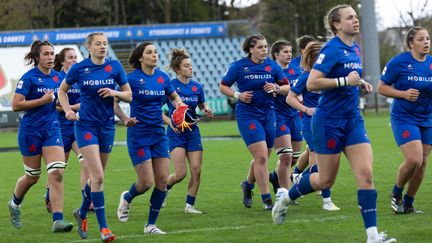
[366, 226, 378, 238]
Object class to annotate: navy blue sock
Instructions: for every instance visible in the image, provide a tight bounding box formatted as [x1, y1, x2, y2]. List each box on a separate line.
[148, 188, 166, 225]
[45, 188, 50, 201]
[186, 194, 196, 205]
[270, 171, 278, 182]
[79, 183, 92, 219]
[124, 183, 144, 203]
[403, 194, 414, 207]
[358, 189, 377, 229]
[288, 174, 314, 200]
[322, 188, 331, 198]
[167, 184, 173, 190]
[293, 166, 303, 174]
[392, 184, 403, 197]
[92, 191, 108, 230]
[12, 194, 23, 206]
[53, 212, 63, 221]
[244, 180, 254, 190]
[309, 164, 318, 173]
[261, 193, 271, 203]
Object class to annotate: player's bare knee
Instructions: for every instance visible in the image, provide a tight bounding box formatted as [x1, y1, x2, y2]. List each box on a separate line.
[253, 153, 268, 165]
[137, 179, 153, 191]
[405, 154, 422, 168]
[48, 170, 64, 183]
[91, 175, 105, 187]
[190, 166, 201, 178]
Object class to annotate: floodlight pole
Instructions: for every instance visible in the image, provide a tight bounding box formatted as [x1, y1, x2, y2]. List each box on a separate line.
[360, 0, 383, 113]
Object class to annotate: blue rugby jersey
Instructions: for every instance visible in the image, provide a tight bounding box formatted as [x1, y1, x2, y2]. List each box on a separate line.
[15, 67, 61, 129]
[274, 63, 302, 118]
[221, 57, 286, 118]
[291, 71, 321, 116]
[65, 58, 127, 125]
[166, 78, 205, 132]
[57, 70, 80, 128]
[312, 36, 363, 118]
[128, 68, 174, 134]
[381, 52, 432, 125]
[290, 55, 301, 70]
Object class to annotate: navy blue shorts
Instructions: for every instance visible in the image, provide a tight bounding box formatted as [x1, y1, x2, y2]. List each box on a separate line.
[237, 111, 276, 148]
[18, 126, 63, 156]
[312, 115, 369, 154]
[75, 122, 115, 153]
[275, 114, 302, 141]
[391, 117, 432, 146]
[128, 133, 170, 166]
[301, 116, 314, 151]
[61, 126, 75, 153]
[168, 128, 203, 152]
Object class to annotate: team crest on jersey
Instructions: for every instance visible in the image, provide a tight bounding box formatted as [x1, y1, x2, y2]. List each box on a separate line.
[104, 64, 113, 73]
[53, 75, 59, 83]
[157, 76, 164, 84]
[191, 85, 198, 92]
[355, 47, 360, 56]
[265, 65, 272, 72]
[316, 54, 325, 64]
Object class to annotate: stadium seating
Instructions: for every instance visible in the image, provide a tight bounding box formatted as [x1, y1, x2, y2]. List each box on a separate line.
[111, 37, 245, 115]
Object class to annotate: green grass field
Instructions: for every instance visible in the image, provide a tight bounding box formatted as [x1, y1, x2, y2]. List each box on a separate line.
[1, 114, 431, 242]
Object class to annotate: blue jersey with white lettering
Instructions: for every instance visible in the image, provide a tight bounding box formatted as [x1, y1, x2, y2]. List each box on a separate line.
[166, 78, 205, 133]
[274, 64, 302, 118]
[291, 71, 321, 114]
[221, 57, 286, 118]
[15, 67, 61, 129]
[381, 52, 432, 125]
[58, 70, 80, 128]
[312, 36, 362, 118]
[65, 58, 127, 125]
[128, 68, 174, 134]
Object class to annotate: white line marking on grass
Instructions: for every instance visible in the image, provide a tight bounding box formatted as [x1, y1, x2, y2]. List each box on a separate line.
[68, 215, 349, 242]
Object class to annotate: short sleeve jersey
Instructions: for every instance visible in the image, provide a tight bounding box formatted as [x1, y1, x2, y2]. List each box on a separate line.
[15, 67, 61, 129]
[381, 52, 432, 125]
[274, 63, 302, 118]
[127, 68, 174, 134]
[312, 36, 363, 118]
[57, 70, 80, 128]
[65, 58, 127, 125]
[221, 57, 286, 118]
[291, 71, 321, 117]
